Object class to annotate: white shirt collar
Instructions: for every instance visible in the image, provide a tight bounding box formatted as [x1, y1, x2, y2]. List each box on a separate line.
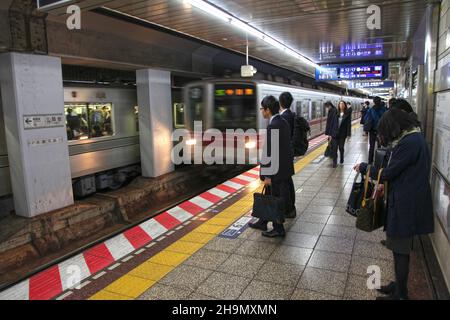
[280, 108, 288, 115]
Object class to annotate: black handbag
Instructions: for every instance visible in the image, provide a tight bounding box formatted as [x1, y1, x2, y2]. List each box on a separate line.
[252, 186, 285, 224]
[355, 168, 387, 232]
[346, 172, 367, 217]
[324, 142, 332, 158]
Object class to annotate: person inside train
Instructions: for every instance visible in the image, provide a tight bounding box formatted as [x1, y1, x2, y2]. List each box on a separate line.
[353, 108, 434, 300]
[364, 96, 387, 164]
[278, 92, 297, 218]
[249, 95, 294, 237]
[325, 101, 352, 167]
[66, 107, 82, 140]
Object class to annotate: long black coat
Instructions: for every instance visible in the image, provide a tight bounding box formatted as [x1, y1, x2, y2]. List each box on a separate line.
[280, 109, 295, 138]
[337, 110, 352, 139]
[360, 132, 434, 238]
[260, 114, 295, 182]
[325, 106, 339, 138]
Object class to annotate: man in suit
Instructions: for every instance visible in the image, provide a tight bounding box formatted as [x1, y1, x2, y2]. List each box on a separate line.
[279, 92, 297, 218]
[249, 95, 295, 237]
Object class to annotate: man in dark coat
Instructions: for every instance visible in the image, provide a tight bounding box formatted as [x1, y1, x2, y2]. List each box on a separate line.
[279, 92, 296, 218]
[249, 95, 294, 237]
[324, 101, 339, 167]
[364, 96, 387, 163]
[355, 107, 434, 300]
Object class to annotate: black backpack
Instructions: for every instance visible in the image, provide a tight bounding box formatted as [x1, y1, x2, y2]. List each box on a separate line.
[292, 114, 310, 156]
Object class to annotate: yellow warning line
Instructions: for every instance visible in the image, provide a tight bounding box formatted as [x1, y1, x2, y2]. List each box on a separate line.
[88, 133, 342, 300]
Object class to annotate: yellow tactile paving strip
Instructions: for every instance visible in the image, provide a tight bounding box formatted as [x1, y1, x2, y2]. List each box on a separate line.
[89, 136, 341, 300]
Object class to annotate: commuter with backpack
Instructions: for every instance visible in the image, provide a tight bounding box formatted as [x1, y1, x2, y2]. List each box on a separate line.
[364, 96, 387, 164]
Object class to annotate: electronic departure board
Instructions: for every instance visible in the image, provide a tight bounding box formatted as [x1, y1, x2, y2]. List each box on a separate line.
[316, 63, 387, 81]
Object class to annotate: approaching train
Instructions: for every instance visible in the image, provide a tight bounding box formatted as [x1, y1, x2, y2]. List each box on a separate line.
[183, 78, 365, 143]
[0, 80, 365, 200]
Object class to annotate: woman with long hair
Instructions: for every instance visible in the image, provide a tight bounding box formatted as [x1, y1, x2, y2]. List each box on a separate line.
[354, 107, 434, 300]
[326, 100, 352, 167]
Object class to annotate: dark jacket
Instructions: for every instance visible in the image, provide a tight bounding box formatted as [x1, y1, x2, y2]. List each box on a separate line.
[364, 105, 387, 132]
[359, 132, 434, 238]
[325, 106, 339, 138]
[280, 108, 295, 138]
[260, 114, 295, 182]
[360, 106, 369, 124]
[338, 110, 352, 139]
[346, 107, 353, 137]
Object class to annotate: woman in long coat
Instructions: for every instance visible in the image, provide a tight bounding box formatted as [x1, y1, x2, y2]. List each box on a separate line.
[354, 106, 434, 300]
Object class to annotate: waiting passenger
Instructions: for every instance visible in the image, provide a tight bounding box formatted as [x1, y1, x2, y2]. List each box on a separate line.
[249, 95, 294, 237]
[325, 101, 351, 167]
[364, 96, 387, 164]
[279, 92, 296, 218]
[388, 98, 398, 109]
[354, 108, 434, 300]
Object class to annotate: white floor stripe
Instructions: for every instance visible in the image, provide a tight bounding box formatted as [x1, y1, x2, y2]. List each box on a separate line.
[207, 188, 229, 199]
[0, 279, 29, 300]
[139, 219, 168, 239]
[167, 206, 194, 222]
[104, 234, 135, 261]
[58, 253, 92, 291]
[189, 196, 214, 209]
[222, 180, 243, 190]
[236, 174, 256, 182]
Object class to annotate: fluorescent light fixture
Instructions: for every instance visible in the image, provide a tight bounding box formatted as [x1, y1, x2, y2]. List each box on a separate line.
[185, 0, 321, 70]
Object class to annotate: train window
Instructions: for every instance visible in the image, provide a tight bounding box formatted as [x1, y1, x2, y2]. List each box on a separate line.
[89, 103, 113, 138]
[188, 87, 203, 122]
[65, 104, 89, 141]
[64, 103, 113, 141]
[296, 101, 310, 120]
[173, 103, 185, 128]
[213, 84, 256, 130]
[134, 106, 139, 132]
[312, 101, 322, 119]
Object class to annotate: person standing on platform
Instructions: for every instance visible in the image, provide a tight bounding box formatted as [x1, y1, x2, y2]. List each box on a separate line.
[327, 101, 352, 167]
[364, 96, 387, 164]
[279, 92, 297, 218]
[354, 108, 434, 300]
[346, 102, 353, 138]
[249, 95, 294, 238]
[361, 101, 370, 136]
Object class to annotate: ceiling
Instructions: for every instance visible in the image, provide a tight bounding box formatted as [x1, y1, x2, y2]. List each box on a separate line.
[42, 0, 433, 77]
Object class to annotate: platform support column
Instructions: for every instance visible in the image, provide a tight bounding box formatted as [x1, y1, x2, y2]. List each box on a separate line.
[0, 53, 73, 218]
[136, 69, 174, 178]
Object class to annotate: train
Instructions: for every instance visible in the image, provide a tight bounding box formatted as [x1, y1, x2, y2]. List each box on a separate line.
[182, 79, 365, 152]
[0, 80, 366, 199]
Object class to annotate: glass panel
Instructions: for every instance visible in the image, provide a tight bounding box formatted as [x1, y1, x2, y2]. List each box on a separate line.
[64, 103, 89, 141]
[88, 103, 113, 138]
[213, 84, 256, 130]
[134, 106, 139, 132]
[173, 103, 185, 128]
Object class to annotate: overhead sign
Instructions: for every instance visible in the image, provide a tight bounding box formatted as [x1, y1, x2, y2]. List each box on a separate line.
[316, 63, 387, 81]
[347, 81, 395, 89]
[23, 114, 65, 130]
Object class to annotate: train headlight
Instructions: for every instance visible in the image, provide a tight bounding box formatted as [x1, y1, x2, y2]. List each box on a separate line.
[186, 139, 197, 146]
[245, 141, 257, 149]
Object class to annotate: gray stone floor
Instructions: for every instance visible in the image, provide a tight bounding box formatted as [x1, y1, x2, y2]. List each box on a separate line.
[138, 129, 395, 300]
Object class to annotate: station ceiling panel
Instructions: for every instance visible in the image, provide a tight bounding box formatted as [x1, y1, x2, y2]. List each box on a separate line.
[42, 0, 433, 76]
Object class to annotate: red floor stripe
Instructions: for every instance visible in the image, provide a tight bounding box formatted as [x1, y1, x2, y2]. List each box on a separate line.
[230, 177, 250, 185]
[153, 212, 182, 229]
[123, 226, 153, 249]
[178, 201, 204, 215]
[242, 171, 259, 179]
[83, 253, 114, 275]
[199, 191, 222, 203]
[29, 265, 62, 300]
[216, 184, 237, 194]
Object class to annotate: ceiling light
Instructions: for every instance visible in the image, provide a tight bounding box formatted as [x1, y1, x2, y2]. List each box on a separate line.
[185, 0, 321, 70]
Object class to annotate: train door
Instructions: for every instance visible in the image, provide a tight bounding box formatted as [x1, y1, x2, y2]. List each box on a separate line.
[295, 99, 311, 121]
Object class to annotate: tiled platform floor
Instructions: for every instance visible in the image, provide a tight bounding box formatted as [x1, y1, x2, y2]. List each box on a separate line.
[134, 129, 400, 300]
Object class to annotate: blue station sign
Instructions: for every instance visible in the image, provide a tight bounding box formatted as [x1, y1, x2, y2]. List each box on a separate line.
[316, 62, 388, 81]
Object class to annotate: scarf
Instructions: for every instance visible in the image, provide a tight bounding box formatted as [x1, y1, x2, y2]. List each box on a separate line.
[390, 127, 422, 149]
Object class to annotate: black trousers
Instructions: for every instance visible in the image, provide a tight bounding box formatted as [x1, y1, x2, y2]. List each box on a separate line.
[368, 131, 378, 164]
[331, 137, 346, 165]
[258, 178, 293, 232]
[393, 252, 410, 299]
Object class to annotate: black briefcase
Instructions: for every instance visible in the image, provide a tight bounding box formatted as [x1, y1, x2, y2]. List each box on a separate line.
[324, 142, 332, 158]
[346, 172, 366, 217]
[252, 186, 285, 224]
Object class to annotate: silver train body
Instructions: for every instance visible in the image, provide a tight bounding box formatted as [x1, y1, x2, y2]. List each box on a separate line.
[0, 87, 141, 198]
[183, 79, 365, 139]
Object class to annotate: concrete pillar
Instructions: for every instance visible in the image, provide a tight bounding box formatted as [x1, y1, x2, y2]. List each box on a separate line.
[0, 53, 73, 218]
[136, 69, 174, 177]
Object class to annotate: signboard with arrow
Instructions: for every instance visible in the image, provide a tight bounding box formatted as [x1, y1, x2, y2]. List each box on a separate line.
[23, 114, 65, 130]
